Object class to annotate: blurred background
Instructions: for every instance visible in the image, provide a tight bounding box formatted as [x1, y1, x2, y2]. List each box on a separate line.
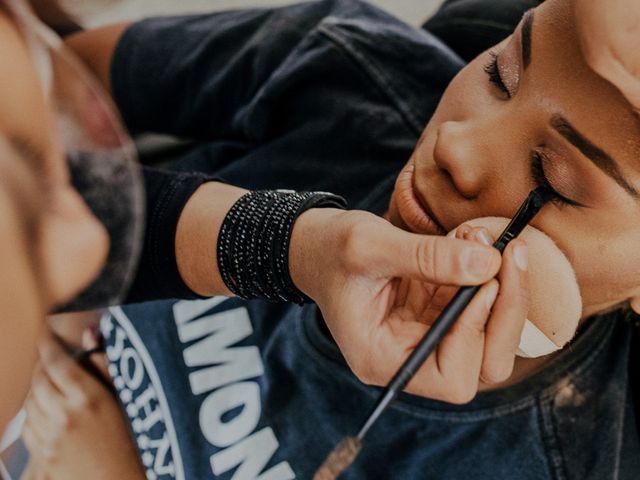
[84, 0, 446, 27]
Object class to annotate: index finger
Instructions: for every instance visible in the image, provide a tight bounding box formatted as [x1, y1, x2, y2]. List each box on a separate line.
[480, 240, 529, 384]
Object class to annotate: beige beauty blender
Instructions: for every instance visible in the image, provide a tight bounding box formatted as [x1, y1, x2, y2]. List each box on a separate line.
[450, 217, 582, 357]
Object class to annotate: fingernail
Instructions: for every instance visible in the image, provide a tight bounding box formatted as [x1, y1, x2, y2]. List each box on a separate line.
[514, 244, 528, 271]
[476, 229, 492, 246]
[464, 248, 492, 277]
[485, 282, 499, 310]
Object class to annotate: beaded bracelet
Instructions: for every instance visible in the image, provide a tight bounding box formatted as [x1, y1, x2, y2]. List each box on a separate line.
[217, 190, 348, 304]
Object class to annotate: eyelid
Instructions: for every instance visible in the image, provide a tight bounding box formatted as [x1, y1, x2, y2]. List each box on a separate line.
[496, 53, 520, 96]
[533, 148, 585, 208]
[484, 51, 511, 98]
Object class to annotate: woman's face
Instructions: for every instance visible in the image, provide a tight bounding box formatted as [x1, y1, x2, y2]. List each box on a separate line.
[0, 7, 108, 431]
[388, 0, 640, 318]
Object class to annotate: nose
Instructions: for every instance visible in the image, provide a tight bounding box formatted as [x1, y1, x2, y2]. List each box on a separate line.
[433, 120, 488, 199]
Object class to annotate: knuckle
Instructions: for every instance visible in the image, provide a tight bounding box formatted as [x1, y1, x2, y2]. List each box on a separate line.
[417, 239, 441, 282]
[353, 363, 375, 386]
[481, 364, 511, 385]
[448, 381, 477, 405]
[43, 446, 58, 462]
[516, 280, 531, 312]
[41, 448, 53, 462]
[340, 216, 369, 264]
[456, 318, 486, 342]
[56, 409, 74, 432]
[77, 391, 91, 409]
[62, 364, 81, 384]
[350, 355, 379, 386]
[75, 390, 98, 411]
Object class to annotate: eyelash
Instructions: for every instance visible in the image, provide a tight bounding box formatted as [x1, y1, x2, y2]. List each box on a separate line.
[483, 52, 511, 98]
[531, 152, 580, 206]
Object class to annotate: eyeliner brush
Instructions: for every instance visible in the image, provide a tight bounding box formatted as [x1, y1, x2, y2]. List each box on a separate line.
[313, 187, 553, 480]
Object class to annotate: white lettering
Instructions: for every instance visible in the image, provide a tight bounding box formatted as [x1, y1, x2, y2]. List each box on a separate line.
[180, 308, 264, 395]
[210, 427, 295, 480]
[106, 324, 127, 361]
[135, 385, 164, 431]
[120, 347, 144, 391]
[200, 382, 261, 448]
[149, 432, 176, 476]
[173, 297, 226, 325]
[170, 302, 294, 478]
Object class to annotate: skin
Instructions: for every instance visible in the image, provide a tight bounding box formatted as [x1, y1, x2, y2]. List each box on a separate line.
[0, 141, 44, 432]
[16, 0, 640, 477]
[388, 0, 640, 319]
[0, 8, 107, 430]
[574, 0, 640, 112]
[1, 0, 516, 442]
[22, 331, 145, 480]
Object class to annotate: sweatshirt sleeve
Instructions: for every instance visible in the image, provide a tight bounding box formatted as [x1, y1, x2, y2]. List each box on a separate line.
[109, 1, 347, 140]
[124, 166, 215, 303]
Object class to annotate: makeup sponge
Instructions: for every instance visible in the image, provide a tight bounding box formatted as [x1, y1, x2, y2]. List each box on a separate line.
[450, 217, 582, 358]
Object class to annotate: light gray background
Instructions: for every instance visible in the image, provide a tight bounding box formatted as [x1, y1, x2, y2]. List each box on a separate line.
[85, 0, 445, 27]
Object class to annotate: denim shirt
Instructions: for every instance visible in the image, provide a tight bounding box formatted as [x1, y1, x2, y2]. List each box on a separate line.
[106, 1, 638, 478]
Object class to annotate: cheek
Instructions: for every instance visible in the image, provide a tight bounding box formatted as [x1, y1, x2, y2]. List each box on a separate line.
[40, 186, 109, 307]
[561, 231, 640, 315]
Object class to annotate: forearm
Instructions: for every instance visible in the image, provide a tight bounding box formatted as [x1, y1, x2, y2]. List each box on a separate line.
[181, 187, 349, 301]
[140, 177, 344, 301]
[124, 168, 223, 304]
[175, 181, 246, 297]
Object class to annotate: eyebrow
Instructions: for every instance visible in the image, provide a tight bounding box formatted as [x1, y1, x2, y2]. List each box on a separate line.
[551, 115, 639, 198]
[521, 10, 639, 198]
[521, 9, 534, 69]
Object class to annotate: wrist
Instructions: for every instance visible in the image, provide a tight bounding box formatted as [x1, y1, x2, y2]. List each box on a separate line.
[175, 181, 247, 297]
[288, 207, 347, 302]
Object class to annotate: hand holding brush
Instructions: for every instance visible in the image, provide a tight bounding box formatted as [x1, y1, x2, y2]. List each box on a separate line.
[314, 188, 552, 479]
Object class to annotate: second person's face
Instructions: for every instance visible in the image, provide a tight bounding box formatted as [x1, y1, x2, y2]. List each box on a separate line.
[0, 4, 108, 432]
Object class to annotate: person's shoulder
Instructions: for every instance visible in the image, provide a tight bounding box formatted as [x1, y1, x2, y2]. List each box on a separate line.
[312, 0, 463, 68]
[309, 0, 466, 133]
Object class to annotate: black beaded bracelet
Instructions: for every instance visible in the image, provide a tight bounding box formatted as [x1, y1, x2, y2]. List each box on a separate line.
[217, 190, 348, 304]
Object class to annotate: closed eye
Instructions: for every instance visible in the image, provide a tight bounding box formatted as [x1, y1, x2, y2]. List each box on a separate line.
[483, 51, 511, 99]
[531, 151, 582, 207]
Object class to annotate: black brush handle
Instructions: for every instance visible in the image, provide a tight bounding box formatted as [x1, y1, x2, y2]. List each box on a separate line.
[392, 285, 480, 392]
[357, 285, 479, 439]
[356, 187, 551, 440]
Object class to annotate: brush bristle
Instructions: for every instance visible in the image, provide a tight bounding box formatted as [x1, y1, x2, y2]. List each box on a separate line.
[313, 437, 362, 480]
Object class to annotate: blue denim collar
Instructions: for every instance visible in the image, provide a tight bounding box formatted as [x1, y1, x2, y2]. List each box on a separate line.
[300, 297, 619, 419]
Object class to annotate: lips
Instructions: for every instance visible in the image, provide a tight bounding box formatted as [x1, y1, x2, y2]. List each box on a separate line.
[394, 163, 447, 236]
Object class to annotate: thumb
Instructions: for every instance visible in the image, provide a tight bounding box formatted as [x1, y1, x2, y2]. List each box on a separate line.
[375, 225, 501, 285]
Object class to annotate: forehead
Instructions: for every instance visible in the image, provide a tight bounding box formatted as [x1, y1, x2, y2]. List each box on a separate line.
[531, 0, 640, 168]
